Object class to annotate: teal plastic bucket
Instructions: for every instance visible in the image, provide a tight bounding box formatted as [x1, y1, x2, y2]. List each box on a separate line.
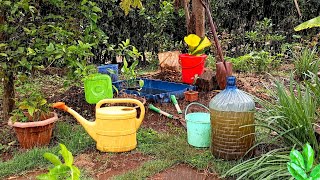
[185, 102, 211, 147]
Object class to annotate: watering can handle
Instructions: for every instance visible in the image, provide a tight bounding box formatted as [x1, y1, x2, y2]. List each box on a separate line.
[96, 98, 145, 130]
[184, 102, 210, 119]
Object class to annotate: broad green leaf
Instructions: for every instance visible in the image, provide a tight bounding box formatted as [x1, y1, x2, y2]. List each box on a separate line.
[3, 1, 11, 6]
[290, 149, 306, 170]
[81, 0, 88, 5]
[0, 53, 7, 57]
[302, 143, 314, 172]
[295, 16, 320, 31]
[92, 6, 102, 13]
[28, 107, 35, 117]
[43, 153, 62, 166]
[55, 54, 63, 59]
[48, 164, 70, 177]
[46, 43, 55, 52]
[0, 43, 8, 48]
[310, 164, 320, 179]
[59, 144, 73, 166]
[287, 162, 308, 180]
[90, 13, 98, 23]
[27, 47, 36, 56]
[70, 166, 80, 180]
[40, 99, 47, 106]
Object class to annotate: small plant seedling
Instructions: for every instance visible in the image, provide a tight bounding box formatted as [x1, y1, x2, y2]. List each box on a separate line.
[287, 143, 320, 180]
[37, 144, 80, 180]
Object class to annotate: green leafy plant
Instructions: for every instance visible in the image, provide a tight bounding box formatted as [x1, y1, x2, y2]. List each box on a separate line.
[287, 143, 320, 180]
[11, 79, 51, 122]
[226, 50, 283, 73]
[117, 39, 144, 89]
[37, 143, 80, 180]
[121, 58, 144, 89]
[292, 47, 319, 80]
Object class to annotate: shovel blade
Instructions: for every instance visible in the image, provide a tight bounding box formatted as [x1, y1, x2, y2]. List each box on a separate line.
[216, 62, 233, 89]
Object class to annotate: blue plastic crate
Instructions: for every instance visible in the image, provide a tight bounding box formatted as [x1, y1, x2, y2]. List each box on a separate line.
[112, 78, 195, 103]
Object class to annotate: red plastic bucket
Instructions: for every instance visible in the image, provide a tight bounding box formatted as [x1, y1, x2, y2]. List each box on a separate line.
[179, 54, 206, 84]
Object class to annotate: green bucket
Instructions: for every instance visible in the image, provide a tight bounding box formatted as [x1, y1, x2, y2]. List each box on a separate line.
[185, 102, 211, 148]
[84, 74, 113, 104]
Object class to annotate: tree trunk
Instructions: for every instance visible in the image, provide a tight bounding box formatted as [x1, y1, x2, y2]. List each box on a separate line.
[192, 0, 205, 37]
[2, 71, 15, 121]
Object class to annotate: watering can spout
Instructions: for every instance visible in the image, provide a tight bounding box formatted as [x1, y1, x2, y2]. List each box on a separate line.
[53, 102, 97, 142]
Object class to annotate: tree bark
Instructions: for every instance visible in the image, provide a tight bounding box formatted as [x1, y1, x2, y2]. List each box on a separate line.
[2, 71, 15, 121]
[192, 0, 205, 37]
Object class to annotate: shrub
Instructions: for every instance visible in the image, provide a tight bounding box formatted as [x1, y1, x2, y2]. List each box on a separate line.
[293, 47, 319, 80]
[226, 50, 283, 73]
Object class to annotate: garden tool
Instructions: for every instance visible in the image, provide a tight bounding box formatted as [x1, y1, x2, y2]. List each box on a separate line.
[170, 95, 182, 114]
[148, 104, 186, 128]
[53, 98, 145, 153]
[200, 0, 233, 89]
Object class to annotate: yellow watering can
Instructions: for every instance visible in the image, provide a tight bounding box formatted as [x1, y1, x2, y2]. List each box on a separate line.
[53, 98, 145, 152]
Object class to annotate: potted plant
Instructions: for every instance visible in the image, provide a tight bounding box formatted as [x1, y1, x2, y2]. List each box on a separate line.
[8, 83, 58, 149]
[180, 34, 212, 84]
[184, 90, 199, 102]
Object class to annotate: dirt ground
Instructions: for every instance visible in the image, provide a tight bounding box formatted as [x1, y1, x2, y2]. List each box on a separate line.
[1, 67, 292, 179]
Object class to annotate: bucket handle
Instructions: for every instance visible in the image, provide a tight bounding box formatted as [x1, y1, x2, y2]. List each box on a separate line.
[96, 98, 145, 130]
[179, 58, 205, 69]
[184, 102, 210, 118]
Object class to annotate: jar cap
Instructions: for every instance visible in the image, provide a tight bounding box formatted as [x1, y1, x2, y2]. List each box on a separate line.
[226, 76, 236, 89]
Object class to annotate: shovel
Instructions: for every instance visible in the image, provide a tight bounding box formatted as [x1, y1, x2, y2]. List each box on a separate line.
[149, 104, 186, 128]
[200, 0, 233, 89]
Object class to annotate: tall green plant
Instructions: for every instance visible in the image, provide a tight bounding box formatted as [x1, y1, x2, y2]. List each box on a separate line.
[262, 79, 319, 152]
[223, 148, 291, 179]
[293, 47, 319, 80]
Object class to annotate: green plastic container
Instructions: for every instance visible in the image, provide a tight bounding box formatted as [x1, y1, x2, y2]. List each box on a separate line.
[84, 74, 113, 104]
[185, 102, 211, 147]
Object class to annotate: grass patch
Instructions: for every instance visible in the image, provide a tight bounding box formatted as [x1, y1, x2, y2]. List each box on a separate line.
[0, 121, 95, 178]
[116, 127, 236, 179]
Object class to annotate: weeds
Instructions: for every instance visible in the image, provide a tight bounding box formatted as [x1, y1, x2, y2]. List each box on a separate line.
[223, 148, 291, 179]
[293, 47, 319, 80]
[132, 128, 235, 177]
[261, 79, 319, 152]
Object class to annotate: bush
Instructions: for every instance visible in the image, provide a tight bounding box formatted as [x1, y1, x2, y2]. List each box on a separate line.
[226, 50, 283, 73]
[293, 47, 319, 80]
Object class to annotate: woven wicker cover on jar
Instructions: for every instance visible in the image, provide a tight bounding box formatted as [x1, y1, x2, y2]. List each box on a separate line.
[210, 110, 254, 160]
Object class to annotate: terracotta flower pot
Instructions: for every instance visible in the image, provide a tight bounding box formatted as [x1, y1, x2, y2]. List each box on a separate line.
[184, 90, 199, 102]
[8, 112, 58, 149]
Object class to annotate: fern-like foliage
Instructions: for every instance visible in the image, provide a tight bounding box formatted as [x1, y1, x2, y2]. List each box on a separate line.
[120, 0, 143, 15]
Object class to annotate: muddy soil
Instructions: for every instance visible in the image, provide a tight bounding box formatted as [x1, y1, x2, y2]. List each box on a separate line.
[150, 164, 219, 180]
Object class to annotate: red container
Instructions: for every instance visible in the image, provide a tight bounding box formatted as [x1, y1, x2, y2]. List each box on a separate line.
[179, 54, 206, 84]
